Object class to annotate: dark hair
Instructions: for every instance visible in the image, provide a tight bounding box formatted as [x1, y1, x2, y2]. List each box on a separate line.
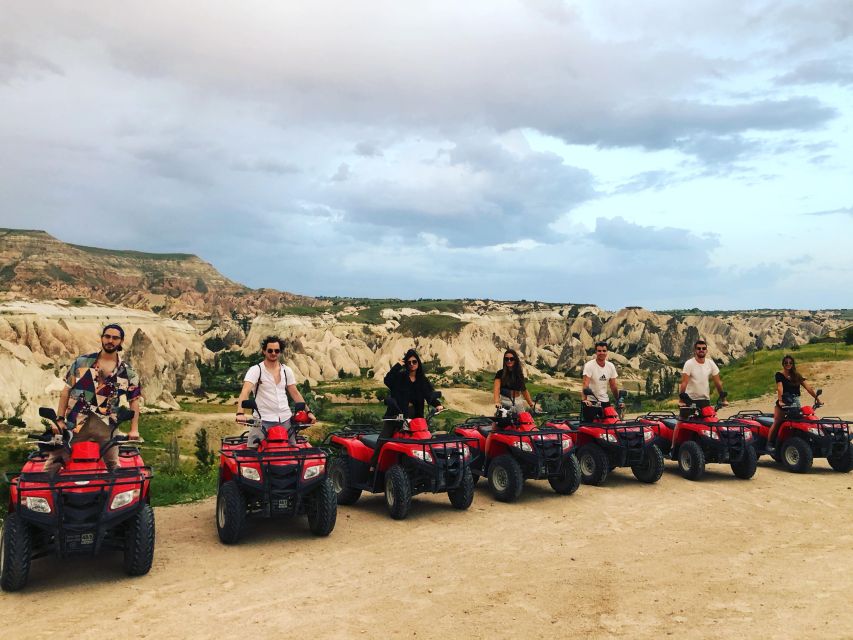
[594, 341, 609, 349]
[500, 348, 525, 389]
[694, 339, 707, 348]
[402, 349, 427, 383]
[782, 354, 804, 385]
[261, 335, 285, 352]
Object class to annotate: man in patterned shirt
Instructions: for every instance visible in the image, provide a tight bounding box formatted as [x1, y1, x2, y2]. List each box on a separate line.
[43, 323, 142, 475]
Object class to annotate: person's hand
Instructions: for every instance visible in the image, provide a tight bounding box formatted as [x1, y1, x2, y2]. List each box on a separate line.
[582, 398, 591, 406]
[435, 404, 444, 413]
[721, 400, 729, 407]
[236, 413, 248, 424]
[307, 411, 317, 424]
[128, 429, 143, 442]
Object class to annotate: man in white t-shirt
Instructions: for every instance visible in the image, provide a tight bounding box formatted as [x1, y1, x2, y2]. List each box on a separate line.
[235, 335, 315, 447]
[678, 339, 727, 418]
[581, 341, 620, 421]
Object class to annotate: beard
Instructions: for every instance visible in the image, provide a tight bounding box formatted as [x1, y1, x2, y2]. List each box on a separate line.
[102, 343, 119, 353]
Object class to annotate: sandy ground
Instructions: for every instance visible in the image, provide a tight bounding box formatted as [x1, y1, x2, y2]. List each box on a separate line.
[3, 364, 853, 639]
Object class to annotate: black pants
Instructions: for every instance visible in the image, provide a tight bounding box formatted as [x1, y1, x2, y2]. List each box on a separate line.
[369, 420, 400, 468]
[582, 402, 610, 422]
[680, 399, 710, 420]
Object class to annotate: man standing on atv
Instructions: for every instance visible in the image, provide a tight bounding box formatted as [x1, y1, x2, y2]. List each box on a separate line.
[235, 335, 314, 447]
[581, 341, 620, 421]
[678, 339, 727, 418]
[43, 323, 142, 475]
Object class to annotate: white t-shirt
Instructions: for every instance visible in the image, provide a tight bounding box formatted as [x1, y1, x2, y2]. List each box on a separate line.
[243, 362, 297, 422]
[582, 359, 618, 402]
[682, 357, 720, 401]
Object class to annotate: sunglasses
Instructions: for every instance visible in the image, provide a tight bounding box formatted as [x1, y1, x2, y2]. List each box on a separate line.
[504, 357, 516, 362]
[406, 360, 418, 365]
[102, 334, 122, 341]
[783, 361, 793, 365]
[266, 348, 281, 354]
[695, 347, 707, 351]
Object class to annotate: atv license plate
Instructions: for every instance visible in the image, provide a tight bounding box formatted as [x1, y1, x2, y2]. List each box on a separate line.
[81, 533, 94, 545]
[274, 497, 293, 511]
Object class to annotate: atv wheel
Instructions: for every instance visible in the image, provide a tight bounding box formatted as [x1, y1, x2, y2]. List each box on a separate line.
[123, 503, 155, 576]
[631, 445, 665, 484]
[827, 445, 853, 473]
[328, 456, 362, 505]
[578, 444, 609, 485]
[549, 454, 581, 495]
[731, 444, 758, 479]
[0, 513, 31, 592]
[448, 468, 475, 510]
[678, 440, 705, 481]
[306, 477, 337, 536]
[488, 455, 524, 502]
[216, 480, 247, 544]
[385, 464, 412, 520]
[780, 436, 813, 473]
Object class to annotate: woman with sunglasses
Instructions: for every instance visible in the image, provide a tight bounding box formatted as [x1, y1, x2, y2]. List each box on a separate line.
[767, 354, 819, 450]
[494, 348, 535, 409]
[383, 349, 444, 419]
[235, 335, 314, 448]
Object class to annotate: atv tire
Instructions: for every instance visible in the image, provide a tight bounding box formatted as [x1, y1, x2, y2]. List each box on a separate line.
[124, 503, 155, 576]
[549, 454, 582, 495]
[448, 468, 475, 510]
[328, 456, 362, 505]
[578, 444, 610, 486]
[731, 444, 758, 480]
[0, 513, 31, 592]
[488, 454, 524, 502]
[306, 477, 337, 536]
[827, 445, 853, 473]
[385, 464, 412, 520]
[216, 480, 247, 544]
[780, 436, 813, 473]
[678, 440, 706, 481]
[631, 445, 665, 484]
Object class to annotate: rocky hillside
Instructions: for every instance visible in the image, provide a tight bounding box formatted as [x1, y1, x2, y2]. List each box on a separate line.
[0, 228, 314, 317]
[0, 228, 845, 426]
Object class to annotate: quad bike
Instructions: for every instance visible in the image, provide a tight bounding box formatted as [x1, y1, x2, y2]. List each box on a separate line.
[731, 390, 852, 473]
[543, 389, 664, 486]
[216, 400, 336, 544]
[1, 407, 154, 592]
[325, 393, 475, 520]
[654, 393, 757, 481]
[452, 391, 581, 502]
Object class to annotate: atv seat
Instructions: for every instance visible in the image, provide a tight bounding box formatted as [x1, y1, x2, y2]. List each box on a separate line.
[661, 418, 677, 429]
[756, 416, 775, 427]
[359, 434, 381, 449]
[477, 424, 493, 436]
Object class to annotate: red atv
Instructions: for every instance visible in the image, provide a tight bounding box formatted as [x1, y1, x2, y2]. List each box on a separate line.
[732, 390, 852, 473]
[453, 395, 580, 502]
[544, 389, 664, 486]
[216, 400, 336, 544]
[1, 407, 154, 592]
[658, 393, 757, 481]
[325, 394, 475, 520]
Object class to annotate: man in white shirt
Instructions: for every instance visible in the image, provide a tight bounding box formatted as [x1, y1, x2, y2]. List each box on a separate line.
[235, 335, 314, 447]
[581, 341, 620, 421]
[678, 339, 727, 418]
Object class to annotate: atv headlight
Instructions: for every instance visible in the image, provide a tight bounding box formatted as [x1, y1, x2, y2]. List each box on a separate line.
[241, 466, 261, 481]
[461, 445, 470, 459]
[303, 463, 324, 480]
[412, 449, 434, 463]
[599, 433, 617, 443]
[513, 441, 533, 452]
[701, 430, 720, 440]
[561, 439, 572, 451]
[643, 430, 654, 441]
[808, 427, 821, 436]
[110, 489, 140, 510]
[744, 431, 753, 441]
[26, 496, 51, 513]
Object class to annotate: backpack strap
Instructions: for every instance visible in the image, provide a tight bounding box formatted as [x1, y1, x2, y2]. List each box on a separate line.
[254, 363, 293, 397]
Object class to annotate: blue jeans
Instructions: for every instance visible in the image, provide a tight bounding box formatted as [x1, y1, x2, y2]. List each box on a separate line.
[247, 418, 293, 448]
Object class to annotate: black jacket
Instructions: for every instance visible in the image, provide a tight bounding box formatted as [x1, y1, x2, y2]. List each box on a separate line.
[383, 363, 439, 418]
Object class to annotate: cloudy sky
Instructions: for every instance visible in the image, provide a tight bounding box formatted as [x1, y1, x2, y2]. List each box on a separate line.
[1, 1, 851, 310]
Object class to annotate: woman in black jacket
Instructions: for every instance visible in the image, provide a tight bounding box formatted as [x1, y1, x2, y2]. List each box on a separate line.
[383, 349, 444, 418]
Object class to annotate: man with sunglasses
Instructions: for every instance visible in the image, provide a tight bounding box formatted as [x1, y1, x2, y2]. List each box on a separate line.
[43, 323, 142, 475]
[678, 339, 727, 418]
[581, 341, 620, 422]
[236, 335, 314, 448]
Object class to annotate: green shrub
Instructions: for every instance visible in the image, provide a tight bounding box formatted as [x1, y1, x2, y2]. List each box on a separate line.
[397, 314, 468, 338]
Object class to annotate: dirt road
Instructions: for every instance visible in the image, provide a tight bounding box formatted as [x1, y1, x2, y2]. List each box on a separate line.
[3, 364, 852, 639]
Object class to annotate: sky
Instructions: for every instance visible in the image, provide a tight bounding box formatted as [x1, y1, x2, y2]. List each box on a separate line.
[1, 1, 851, 310]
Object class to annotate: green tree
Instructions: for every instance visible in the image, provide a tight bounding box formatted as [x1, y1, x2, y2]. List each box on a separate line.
[845, 327, 853, 346]
[194, 428, 215, 472]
